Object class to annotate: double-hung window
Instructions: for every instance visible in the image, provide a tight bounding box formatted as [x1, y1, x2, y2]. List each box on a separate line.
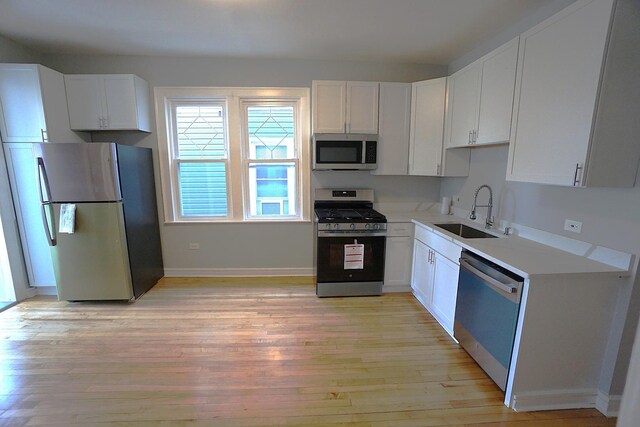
[156, 87, 310, 223]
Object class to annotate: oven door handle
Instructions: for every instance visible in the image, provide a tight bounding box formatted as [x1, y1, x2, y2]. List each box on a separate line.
[318, 231, 387, 238]
[459, 258, 519, 294]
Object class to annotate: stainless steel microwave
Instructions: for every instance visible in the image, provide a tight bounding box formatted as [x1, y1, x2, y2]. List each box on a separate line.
[312, 133, 378, 170]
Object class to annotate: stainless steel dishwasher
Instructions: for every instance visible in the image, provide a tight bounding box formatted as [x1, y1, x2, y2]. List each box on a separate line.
[454, 250, 524, 391]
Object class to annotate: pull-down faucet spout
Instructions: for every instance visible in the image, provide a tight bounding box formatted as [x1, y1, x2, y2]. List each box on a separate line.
[470, 185, 494, 229]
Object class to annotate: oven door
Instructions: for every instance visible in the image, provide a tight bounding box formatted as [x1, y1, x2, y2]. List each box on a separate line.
[316, 234, 385, 284]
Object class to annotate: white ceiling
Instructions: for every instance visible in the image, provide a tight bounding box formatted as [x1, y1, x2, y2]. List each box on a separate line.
[0, 0, 556, 65]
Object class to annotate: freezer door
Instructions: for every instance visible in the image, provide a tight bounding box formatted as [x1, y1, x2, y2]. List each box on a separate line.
[33, 142, 121, 202]
[51, 202, 133, 301]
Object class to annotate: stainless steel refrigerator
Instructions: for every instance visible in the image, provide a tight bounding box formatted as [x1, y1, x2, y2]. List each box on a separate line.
[33, 142, 163, 301]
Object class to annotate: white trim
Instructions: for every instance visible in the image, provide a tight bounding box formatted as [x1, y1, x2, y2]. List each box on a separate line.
[595, 392, 622, 417]
[510, 389, 598, 412]
[154, 86, 310, 224]
[164, 268, 314, 277]
[35, 286, 57, 296]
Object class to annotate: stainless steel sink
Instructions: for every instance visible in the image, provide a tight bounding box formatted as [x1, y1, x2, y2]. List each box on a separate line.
[433, 223, 498, 239]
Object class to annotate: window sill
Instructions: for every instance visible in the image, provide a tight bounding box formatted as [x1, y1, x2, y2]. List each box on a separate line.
[164, 218, 312, 225]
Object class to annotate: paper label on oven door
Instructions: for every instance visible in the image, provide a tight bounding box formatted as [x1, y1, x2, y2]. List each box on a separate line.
[344, 244, 364, 269]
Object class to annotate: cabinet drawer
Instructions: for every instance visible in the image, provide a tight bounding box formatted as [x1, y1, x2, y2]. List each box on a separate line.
[387, 222, 414, 237]
[414, 225, 462, 264]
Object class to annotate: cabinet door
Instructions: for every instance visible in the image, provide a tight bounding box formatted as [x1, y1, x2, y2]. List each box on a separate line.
[431, 253, 460, 335]
[446, 63, 481, 148]
[3, 144, 56, 287]
[65, 75, 103, 131]
[411, 239, 434, 308]
[476, 38, 519, 146]
[346, 81, 379, 133]
[312, 81, 346, 133]
[37, 66, 85, 143]
[372, 82, 411, 175]
[507, 0, 614, 186]
[409, 78, 446, 176]
[0, 64, 46, 142]
[384, 236, 413, 288]
[102, 75, 139, 130]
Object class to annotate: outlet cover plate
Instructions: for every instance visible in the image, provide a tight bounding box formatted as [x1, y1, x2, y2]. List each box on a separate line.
[564, 219, 582, 234]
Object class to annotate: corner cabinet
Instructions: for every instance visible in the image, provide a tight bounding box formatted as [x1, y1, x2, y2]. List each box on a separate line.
[411, 224, 462, 337]
[507, 0, 640, 187]
[0, 64, 84, 143]
[312, 80, 379, 134]
[371, 82, 412, 175]
[445, 37, 519, 148]
[409, 78, 469, 177]
[64, 74, 151, 132]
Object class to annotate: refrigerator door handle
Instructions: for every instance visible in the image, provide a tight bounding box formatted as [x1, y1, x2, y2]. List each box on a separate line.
[36, 157, 57, 246]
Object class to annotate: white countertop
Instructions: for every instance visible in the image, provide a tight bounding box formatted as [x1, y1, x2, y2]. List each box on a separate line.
[380, 209, 626, 278]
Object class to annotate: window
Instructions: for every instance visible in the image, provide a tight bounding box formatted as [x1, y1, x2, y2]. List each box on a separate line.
[156, 87, 310, 223]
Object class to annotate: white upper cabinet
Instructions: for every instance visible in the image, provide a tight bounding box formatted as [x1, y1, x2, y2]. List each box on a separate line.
[65, 74, 151, 132]
[409, 77, 469, 177]
[507, 0, 639, 187]
[409, 78, 446, 176]
[312, 80, 378, 134]
[446, 64, 481, 148]
[371, 82, 412, 175]
[0, 64, 84, 143]
[446, 37, 518, 148]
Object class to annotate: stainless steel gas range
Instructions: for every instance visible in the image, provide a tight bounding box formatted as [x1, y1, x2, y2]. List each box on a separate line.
[314, 189, 387, 297]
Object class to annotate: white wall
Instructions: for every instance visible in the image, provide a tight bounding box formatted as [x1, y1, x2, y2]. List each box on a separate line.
[441, 0, 640, 401]
[41, 53, 446, 274]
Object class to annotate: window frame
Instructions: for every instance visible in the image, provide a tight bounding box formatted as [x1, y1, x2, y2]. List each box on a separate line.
[240, 99, 301, 221]
[155, 87, 310, 223]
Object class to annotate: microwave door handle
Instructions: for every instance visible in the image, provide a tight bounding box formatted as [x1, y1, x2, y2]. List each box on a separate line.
[362, 140, 366, 164]
[36, 157, 57, 246]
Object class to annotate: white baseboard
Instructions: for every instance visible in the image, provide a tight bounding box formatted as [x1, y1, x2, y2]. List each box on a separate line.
[511, 389, 598, 412]
[164, 267, 314, 277]
[596, 392, 622, 417]
[383, 284, 411, 293]
[34, 286, 57, 296]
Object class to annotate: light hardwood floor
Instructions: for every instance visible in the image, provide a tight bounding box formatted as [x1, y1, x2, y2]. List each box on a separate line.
[0, 277, 616, 426]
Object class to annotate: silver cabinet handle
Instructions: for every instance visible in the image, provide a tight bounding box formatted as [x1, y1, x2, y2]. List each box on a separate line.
[436, 163, 441, 175]
[36, 157, 57, 246]
[460, 258, 518, 294]
[468, 130, 472, 144]
[573, 163, 583, 186]
[40, 128, 48, 142]
[473, 130, 478, 144]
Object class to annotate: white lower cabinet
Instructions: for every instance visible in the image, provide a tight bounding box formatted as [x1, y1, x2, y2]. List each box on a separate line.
[383, 222, 414, 291]
[411, 224, 461, 337]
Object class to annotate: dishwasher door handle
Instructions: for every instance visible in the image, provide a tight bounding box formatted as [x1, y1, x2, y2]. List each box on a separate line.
[460, 258, 518, 294]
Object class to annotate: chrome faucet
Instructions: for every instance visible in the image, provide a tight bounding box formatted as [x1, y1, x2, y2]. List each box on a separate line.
[470, 184, 494, 229]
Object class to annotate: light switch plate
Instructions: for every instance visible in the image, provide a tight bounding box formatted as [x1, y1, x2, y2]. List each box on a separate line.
[564, 219, 582, 233]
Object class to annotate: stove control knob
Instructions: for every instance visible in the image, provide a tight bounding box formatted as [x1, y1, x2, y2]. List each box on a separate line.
[365, 223, 371, 230]
[333, 223, 339, 230]
[373, 223, 380, 230]
[350, 223, 355, 230]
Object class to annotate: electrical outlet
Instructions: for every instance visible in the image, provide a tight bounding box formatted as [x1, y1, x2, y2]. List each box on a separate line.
[189, 243, 200, 250]
[564, 219, 582, 234]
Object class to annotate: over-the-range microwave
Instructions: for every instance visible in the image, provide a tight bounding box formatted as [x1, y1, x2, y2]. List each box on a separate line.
[312, 133, 377, 170]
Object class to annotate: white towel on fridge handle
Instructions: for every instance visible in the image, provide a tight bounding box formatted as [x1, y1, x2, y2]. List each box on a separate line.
[344, 242, 364, 270]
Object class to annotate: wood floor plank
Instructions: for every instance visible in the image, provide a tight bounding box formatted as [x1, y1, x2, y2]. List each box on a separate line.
[0, 277, 614, 426]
